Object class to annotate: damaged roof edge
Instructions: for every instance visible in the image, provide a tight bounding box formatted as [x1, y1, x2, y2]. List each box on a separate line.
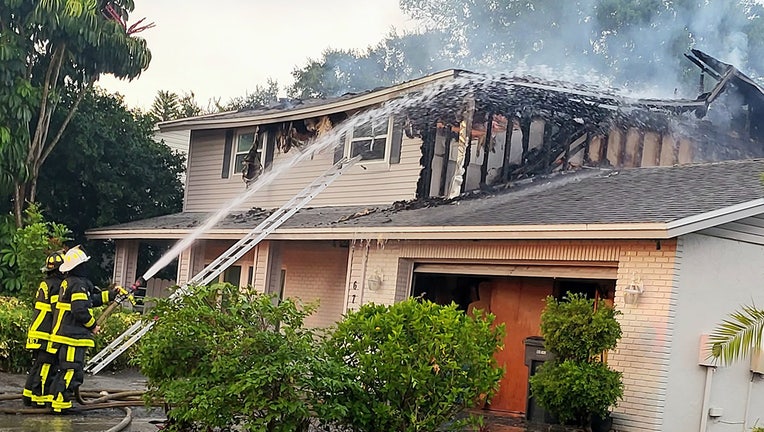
[86, 222, 671, 241]
[157, 69, 462, 132]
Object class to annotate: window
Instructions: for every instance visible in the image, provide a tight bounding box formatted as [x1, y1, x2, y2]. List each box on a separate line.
[348, 117, 390, 161]
[222, 265, 242, 285]
[233, 130, 267, 176]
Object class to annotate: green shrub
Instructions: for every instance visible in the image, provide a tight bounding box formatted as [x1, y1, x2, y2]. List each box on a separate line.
[92, 307, 142, 371]
[530, 360, 622, 425]
[323, 298, 505, 432]
[0, 204, 70, 303]
[136, 283, 347, 432]
[0, 296, 33, 372]
[530, 293, 623, 427]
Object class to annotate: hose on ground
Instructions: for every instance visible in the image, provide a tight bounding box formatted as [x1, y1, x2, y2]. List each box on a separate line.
[104, 407, 132, 432]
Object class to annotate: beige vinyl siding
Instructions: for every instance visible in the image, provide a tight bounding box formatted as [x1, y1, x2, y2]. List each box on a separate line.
[154, 130, 191, 155]
[184, 129, 423, 212]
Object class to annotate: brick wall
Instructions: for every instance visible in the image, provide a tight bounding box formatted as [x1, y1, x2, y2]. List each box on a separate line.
[345, 238, 678, 432]
[281, 241, 349, 329]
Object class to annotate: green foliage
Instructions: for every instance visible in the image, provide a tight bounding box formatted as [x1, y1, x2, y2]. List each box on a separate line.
[323, 298, 505, 432]
[540, 293, 622, 362]
[35, 87, 184, 285]
[92, 307, 141, 371]
[216, 78, 280, 111]
[150, 90, 203, 121]
[290, 1, 764, 98]
[137, 283, 347, 432]
[0, 0, 151, 224]
[530, 360, 623, 425]
[530, 294, 623, 427]
[0, 203, 70, 301]
[709, 304, 764, 365]
[0, 296, 33, 372]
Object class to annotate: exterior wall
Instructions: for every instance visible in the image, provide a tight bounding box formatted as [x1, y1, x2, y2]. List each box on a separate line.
[176, 240, 206, 284]
[154, 129, 191, 155]
[610, 240, 679, 431]
[343, 238, 680, 431]
[664, 234, 764, 432]
[112, 239, 139, 287]
[281, 241, 349, 329]
[184, 128, 422, 212]
[202, 240, 258, 287]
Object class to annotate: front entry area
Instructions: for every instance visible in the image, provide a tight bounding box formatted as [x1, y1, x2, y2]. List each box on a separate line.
[412, 265, 615, 414]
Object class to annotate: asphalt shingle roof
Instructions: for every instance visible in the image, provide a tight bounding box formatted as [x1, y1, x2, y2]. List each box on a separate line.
[88, 159, 764, 235]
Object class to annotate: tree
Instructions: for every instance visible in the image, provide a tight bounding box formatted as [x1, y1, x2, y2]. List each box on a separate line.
[35, 87, 184, 284]
[709, 305, 764, 365]
[289, 1, 764, 98]
[215, 78, 280, 111]
[0, 0, 151, 227]
[149, 90, 203, 122]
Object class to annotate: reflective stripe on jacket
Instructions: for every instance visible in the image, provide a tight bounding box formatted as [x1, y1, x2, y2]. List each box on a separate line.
[26, 275, 63, 350]
[49, 276, 114, 348]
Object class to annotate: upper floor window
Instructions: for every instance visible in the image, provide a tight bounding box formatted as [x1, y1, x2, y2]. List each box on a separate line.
[347, 117, 391, 161]
[233, 131, 256, 175]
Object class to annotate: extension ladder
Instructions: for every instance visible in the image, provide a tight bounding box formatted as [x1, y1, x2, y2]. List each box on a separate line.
[85, 156, 361, 374]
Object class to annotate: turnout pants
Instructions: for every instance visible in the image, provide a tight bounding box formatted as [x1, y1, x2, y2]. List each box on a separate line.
[23, 349, 58, 406]
[50, 345, 87, 413]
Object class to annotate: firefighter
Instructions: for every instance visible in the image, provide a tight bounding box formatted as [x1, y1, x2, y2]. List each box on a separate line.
[22, 250, 65, 407]
[48, 246, 122, 413]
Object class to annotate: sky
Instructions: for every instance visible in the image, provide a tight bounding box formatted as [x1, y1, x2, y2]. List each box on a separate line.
[99, 1, 417, 110]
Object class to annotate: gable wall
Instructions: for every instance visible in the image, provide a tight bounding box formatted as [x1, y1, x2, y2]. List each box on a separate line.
[183, 129, 422, 212]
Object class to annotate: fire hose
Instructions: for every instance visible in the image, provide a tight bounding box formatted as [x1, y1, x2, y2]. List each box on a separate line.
[96, 277, 145, 327]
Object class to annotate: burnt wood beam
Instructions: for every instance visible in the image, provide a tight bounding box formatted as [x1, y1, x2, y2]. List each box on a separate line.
[438, 128, 454, 196]
[416, 126, 438, 199]
[480, 113, 494, 187]
[501, 117, 516, 182]
[520, 116, 531, 163]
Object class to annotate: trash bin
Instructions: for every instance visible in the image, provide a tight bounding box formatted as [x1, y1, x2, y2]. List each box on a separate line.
[524, 336, 555, 423]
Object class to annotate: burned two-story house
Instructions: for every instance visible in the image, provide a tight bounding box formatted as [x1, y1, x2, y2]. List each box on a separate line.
[88, 50, 764, 431]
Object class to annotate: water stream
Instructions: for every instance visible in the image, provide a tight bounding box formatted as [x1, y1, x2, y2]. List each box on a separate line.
[141, 73, 491, 283]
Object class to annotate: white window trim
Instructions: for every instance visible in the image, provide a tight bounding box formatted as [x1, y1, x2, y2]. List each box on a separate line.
[231, 129, 268, 177]
[344, 116, 393, 165]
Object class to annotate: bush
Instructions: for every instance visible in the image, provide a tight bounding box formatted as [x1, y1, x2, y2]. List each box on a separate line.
[530, 293, 623, 427]
[136, 283, 347, 432]
[0, 204, 70, 303]
[92, 307, 142, 371]
[323, 298, 505, 432]
[530, 360, 622, 425]
[0, 296, 33, 372]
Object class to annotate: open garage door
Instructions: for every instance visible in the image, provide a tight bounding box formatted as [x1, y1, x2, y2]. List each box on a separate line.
[414, 263, 617, 279]
[410, 262, 616, 415]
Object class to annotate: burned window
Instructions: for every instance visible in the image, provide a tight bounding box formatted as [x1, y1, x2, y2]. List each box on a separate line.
[349, 117, 389, 161]
[233, 131, 256, 175]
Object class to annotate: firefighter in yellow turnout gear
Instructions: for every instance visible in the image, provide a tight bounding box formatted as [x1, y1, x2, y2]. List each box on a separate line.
[47, 247, 122, 413]
[22, 251, 65, 407]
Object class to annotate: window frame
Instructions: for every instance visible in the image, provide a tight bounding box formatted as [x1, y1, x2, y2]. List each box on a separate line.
[343, 116, 393, 164]
[231, 128, 268, 177]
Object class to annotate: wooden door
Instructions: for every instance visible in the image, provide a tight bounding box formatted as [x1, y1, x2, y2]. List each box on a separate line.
[487, 277, 552, 413]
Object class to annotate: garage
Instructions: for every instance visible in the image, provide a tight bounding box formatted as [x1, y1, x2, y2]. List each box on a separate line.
[411, 262, 616, 414]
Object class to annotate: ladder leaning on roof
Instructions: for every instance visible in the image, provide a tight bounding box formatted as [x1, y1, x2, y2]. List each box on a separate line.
[85, 155, 361, 375]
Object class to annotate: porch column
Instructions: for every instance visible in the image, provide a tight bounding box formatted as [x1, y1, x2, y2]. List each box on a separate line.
[176, 239, 206, 285]
[112, 239, 139, 287]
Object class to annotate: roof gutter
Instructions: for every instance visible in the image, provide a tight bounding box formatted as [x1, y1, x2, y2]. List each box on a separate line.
[86, 222, 670, 241]
[666, 198, 764, 237]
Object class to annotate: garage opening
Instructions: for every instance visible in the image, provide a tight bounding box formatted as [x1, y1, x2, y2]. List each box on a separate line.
[410, 262, 616, 415]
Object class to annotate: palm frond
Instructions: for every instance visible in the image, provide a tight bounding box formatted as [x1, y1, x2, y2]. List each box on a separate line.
[708, 304, 764, 365]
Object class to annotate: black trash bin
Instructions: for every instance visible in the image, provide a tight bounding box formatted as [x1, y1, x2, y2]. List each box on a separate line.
[524, 336, 555, 423]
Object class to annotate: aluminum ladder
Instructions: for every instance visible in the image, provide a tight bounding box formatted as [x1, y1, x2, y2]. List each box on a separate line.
[85, 156, 360, 374]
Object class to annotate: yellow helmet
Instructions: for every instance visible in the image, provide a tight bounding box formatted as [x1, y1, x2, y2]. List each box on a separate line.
[41, 250, 65, 272]
[59, 246, 90, 273]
